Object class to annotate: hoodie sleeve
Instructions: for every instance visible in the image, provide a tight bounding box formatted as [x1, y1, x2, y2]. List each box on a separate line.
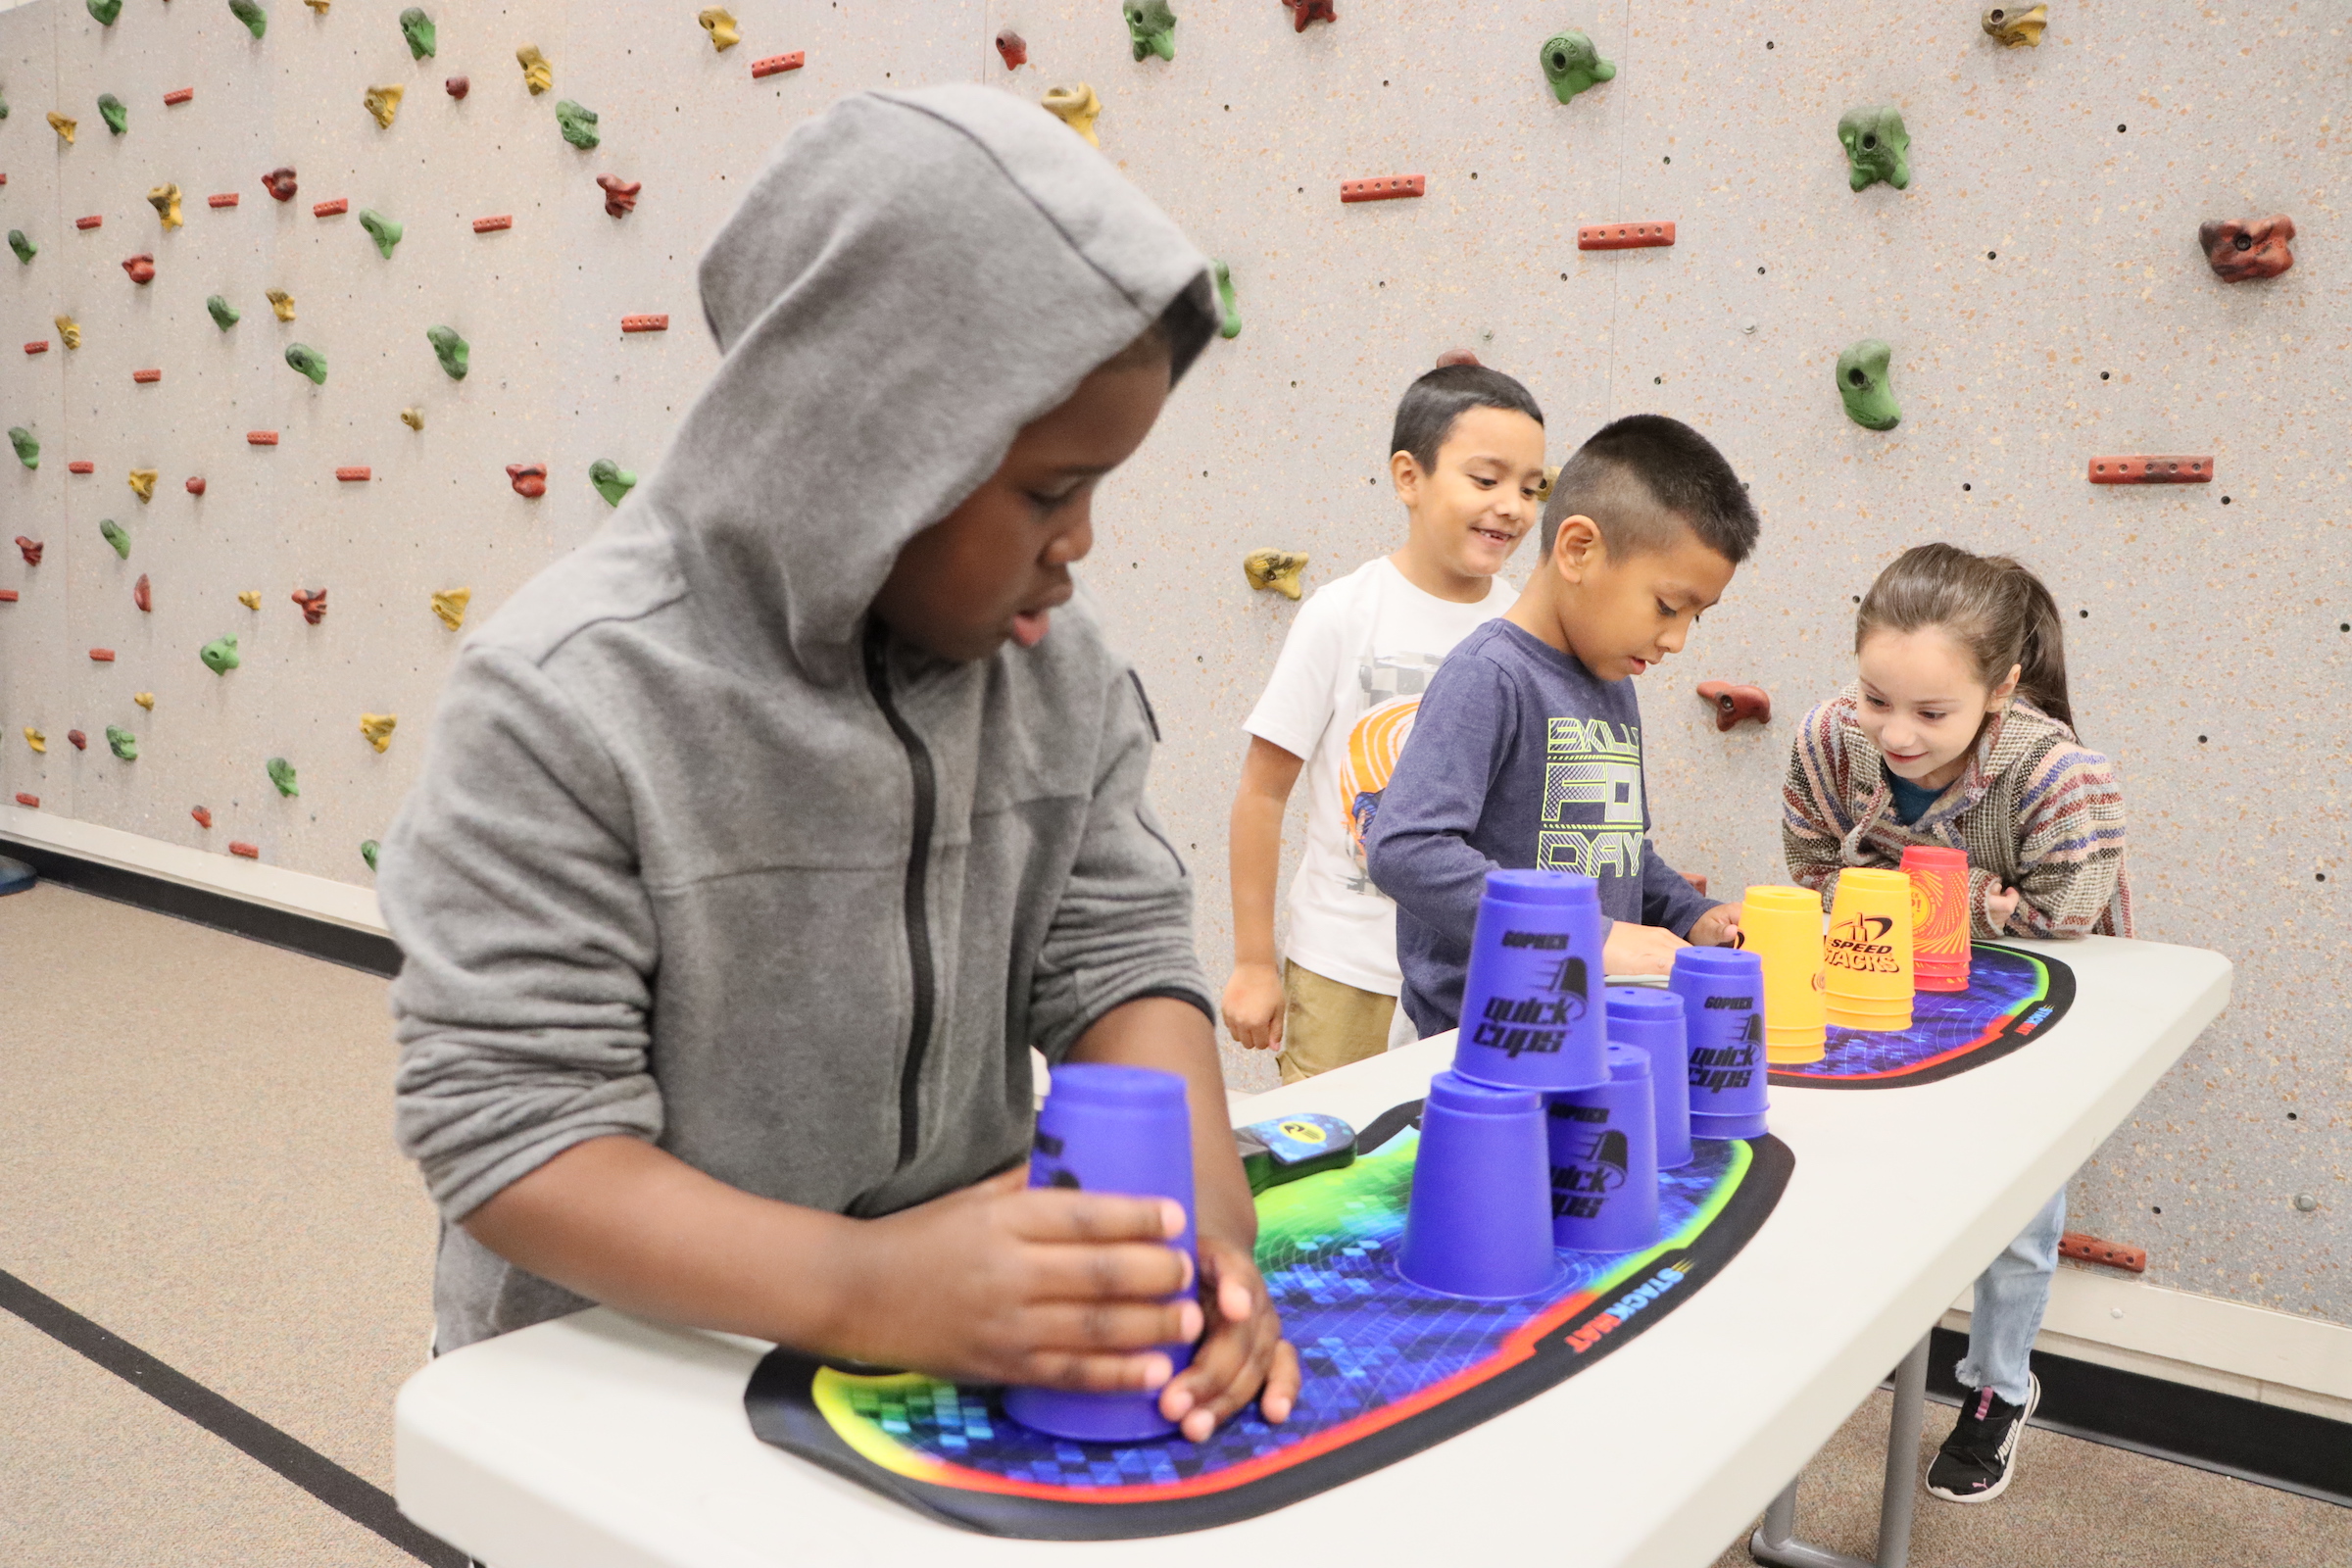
[1026, 668, 1213, 1061]
[381, 647, 664, 1223]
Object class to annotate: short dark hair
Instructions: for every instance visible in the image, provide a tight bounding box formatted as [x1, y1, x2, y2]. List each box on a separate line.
[1541, 414, 1759, 564]
[1389, 365, 1544, 472]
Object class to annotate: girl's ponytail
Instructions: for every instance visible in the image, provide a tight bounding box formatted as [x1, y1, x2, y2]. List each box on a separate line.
[1991, 556, 2074, 734]
[1856, 544, 2080, 736]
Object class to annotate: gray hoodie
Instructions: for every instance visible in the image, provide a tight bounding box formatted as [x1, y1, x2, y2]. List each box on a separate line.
[382, 86, 1219, 1351]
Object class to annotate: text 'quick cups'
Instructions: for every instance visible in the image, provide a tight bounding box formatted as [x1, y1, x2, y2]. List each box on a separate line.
[1546, 1045, 1661, 1253]
[1452, 868, 1609, 1093]
[1002, 1063, 1196, 1443]
[1825, 868, 1915, 1030]
[1398, 1070, 1560, 1299]
[1740, 884, 1827, 1062]
[1605, 985, 1693, 1169]
[1670, 946, 1770, 1139]
[1903, 845, 1972, 994]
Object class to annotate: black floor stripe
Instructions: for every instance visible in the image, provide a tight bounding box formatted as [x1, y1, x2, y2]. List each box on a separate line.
[0, 1268, 465, 1567]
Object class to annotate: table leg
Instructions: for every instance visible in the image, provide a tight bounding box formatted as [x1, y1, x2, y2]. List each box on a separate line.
[1748, 1331, 1931, 1568]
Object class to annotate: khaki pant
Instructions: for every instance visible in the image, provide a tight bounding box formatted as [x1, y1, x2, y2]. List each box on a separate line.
[1276, 961, 1397, 1085]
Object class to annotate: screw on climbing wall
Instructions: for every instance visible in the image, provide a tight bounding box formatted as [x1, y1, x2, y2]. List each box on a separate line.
[228, 0, 268, 39]
[750, 52, 805, 78]
[359, 712, 397, 752]
[516, 45, 554, 95]
[401, 406, 424, 429]
[8, 231, 31, 263]
[399, 6, 436, 58]
[55, 318, 80, 349]
[1836, 339, 1900, 430]
[128, 468, 157, 502]
[286, 344, 327, 385]
[1340, 175, 1425, 203]
[620, 315, 669, 333]
[1285, 0, 1337, 29]
[427, 325, 469, 378]
[88, 0, 122, 22]
[364, 84, 405, 129]
[2295, 1195, 2320, 1212]
[1124, 1, 1177, 62]
[97, 93, 127, 134]
[1243, 549, 1309, 601]
[48, 112, 76, 144]
[446, 75, 469, 98]
[262, 168, 298, 202]
[1695, 681, 1771, 731]
[106, 726, 137, 761]
[596, 174, 641, 217]
[996, 30, 1027, 68]
[68, 731, 86, 750]
[133, 573, 151, 612]
[14, 538, 41, 565]
[267, 757, 299, 797]
[267, 289, 296, 320]
[168, 89, 196, 106]
[122, 254, 157, 284]
[192, 806, 211, 827]
[1210, 260, 1242, 339]
[148, 185, 184, 229]
[314, 198, 349, 217]
[361, 839, 380, 870]
[589, 459, 637, 506]
[360, 209, 404, 258]
[207, 295, 240, 329]
[1539, 30, 1615, 105]
[508, 464, 549, 497]
[2198, 215, 2294, 283]
[1579, 221, 1675, 251]
[555, 100, 601, 149]
[2087, 455, 2212, 484]
[22, 727, 43, 754]
[229, 841, 260, 858]
[698, 7, 739, 50]
[430, 588, 470, 629]
[7, 428, 36, 469]
[1980, 4, 2046, 46]
[1042, 83, 1102, 145]
[100, 519, 131, 559]
[186, 476, 206, 495]
[238, 590, 261, 609]
[1838, 105, 1912, 192]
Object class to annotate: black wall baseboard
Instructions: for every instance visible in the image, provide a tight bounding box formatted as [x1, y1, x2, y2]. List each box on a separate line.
[1922, 1325, 2350, 1507]
[0, 838, 402, 978]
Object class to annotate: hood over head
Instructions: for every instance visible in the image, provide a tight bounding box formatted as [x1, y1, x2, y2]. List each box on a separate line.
[640, 85, 1216, 680]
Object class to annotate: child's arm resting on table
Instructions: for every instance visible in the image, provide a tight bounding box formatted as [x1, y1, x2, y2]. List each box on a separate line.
[1640, 842, 1732, 946]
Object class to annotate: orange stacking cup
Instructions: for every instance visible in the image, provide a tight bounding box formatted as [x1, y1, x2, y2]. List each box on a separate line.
[1740, 885, 1827, 1063]
[1902, 845, 1971, 994]
[1825, 869, 1915, 1030]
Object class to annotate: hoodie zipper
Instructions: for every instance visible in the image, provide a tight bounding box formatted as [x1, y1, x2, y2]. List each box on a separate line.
[862, 625, 939, 1170]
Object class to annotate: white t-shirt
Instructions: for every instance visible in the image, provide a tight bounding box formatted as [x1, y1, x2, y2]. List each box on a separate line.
[1243, 557, 1517, 996]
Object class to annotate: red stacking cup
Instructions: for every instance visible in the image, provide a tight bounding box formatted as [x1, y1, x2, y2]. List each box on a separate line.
[1902, 845, 1971, 994]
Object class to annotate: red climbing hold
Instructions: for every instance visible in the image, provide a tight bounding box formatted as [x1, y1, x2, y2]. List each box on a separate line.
[445, 75, 469, 99]
[507, 464, 549, 498]
[472, 215, 514, 233]
[262, 168, 298, 202]
[75, 215, 103, 230]
[133, 574, 151, 612]
[1341, 174, 1425, 204]
[14, 794, 37, 808]
[1695, 680, 1772, 731]
[229, 841, 261, 859]
[2088, 455, 2212, 484]
[24, 341, 47, 355]
[596, 174, 641, 218]
[313, 198, 349, 218]
[191, 806, 213, 828]
[1285, 0, 1338, 29]
[186, 476, 205, 495]
[132, 368, 162, 383]
[123, 254, 157, 283]
[208, 192, 240, 209]
[995, 29, 1027, 69]
[2059, 1232, 2148, 1273]
[1579, 220, 1676, 251]
[68, 730, 86, 751]
[164, 87, 195, 106]
[247, 431, 279, 445]
[1436, 349, 1482, 368]
[14, 537, 42, 565]
[334, 466, 371, 482]
[0, 590, 16, 602]
[89, 648, 116, 662]
[292, 588, 327, 624]
[67, 463, 93, 475]
[750, 51, 805, 78]
[620, 315, 669, 333]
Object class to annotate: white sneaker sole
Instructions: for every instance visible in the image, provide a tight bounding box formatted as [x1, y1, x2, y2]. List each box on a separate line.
[1925, 1375, 2040, 1504]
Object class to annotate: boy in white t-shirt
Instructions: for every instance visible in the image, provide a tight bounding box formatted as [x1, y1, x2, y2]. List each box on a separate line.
[1222, 365, 1547, 1082]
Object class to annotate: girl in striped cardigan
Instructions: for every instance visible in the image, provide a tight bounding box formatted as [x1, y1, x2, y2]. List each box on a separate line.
[1783, 543, 2132, 1507]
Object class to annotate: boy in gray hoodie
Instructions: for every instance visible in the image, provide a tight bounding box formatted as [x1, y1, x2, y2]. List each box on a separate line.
[382, 85, 1298, 1441]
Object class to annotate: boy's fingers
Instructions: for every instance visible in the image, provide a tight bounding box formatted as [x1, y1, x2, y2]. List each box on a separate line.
[1260, 1338, 1302, 1423]
[1017, 1348, 1176, 1393]
[1024, 1298, 1202, 1352]
[1005, 1191, 1186, 1244]
[1023, 1240, 1195, 1302]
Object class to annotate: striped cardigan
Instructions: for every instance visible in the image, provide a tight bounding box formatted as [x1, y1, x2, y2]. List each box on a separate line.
[1782, 686, 2133, 939]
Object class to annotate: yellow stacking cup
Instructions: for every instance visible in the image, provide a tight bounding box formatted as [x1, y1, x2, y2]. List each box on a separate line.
[1825, 868, 1915, 1031]
[1740, 885, 1827, 1063]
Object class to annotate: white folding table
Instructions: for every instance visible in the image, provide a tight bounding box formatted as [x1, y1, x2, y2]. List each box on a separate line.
[395, 936, 2230, 1568]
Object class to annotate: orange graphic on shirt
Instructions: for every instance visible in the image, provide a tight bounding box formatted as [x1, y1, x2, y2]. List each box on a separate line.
[1340, 695, 1421, 883]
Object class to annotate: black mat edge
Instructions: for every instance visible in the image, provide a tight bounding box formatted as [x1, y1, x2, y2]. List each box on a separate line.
[1918, 1325, 2350, 1507]
[1771, 944, 2076, 1091]
[0, 838, 401, 978]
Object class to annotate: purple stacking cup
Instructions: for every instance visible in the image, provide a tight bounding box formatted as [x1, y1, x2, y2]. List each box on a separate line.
[1451, 868, 1609, 1093]
[1670, 947, 1771, 1140]
[1545, 1044, 1661, 1253]
[1398, 1070, 1560, 1299]
[1002, 1063, 1196, 1443]
[1605, 985, 1695, 1170]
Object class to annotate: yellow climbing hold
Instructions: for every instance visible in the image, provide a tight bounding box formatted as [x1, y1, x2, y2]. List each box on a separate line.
[1042, 83, 1102, 147]
[133, 692, 155, 710]
[148, 183, 184, 229]
[364, 83, 405, 128]
[237, 590, 262, 610]
[1244, 548, 1310, 601]
[23, 726, 45, 754]
[128, 468, 158, 502]
[304, 0, 329, 10]
[400, 407, 425, 430]
[698, 7, 739, 50]
[54, 317, 80, 350]
[266, 289, 296, 322]
[47, 111, 75, 144]
[430, 588, 471, 630]
[1537, 465, 1560, 503]
[516, 44, 553, 95]
[360, 712, 398, 753]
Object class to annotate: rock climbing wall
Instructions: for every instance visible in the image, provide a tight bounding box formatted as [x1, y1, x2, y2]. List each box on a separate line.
[1, 1, 2344, 1328]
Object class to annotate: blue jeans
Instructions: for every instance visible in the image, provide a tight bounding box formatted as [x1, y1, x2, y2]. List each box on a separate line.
[1954, 1189, 2065, 1405]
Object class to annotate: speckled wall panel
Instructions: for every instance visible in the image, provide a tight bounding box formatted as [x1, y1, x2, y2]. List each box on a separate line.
[0, 2, 2341, 1327]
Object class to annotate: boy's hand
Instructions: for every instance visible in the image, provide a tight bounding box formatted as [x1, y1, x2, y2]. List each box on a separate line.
[1603, 918, 1687, 976]
[1687, 904, 1741, 948]
[1220, 961, 1286, 1052]
[1158, 1228, 1300, 1441]
[1985, 884, 2022, 932]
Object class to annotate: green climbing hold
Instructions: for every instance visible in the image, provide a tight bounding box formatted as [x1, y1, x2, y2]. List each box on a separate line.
[0, 89, 8, 118]
[1540, 30, 1616, 104]
[554, 99, 600, 149]
[1838, 105, 1911, 192]
[360, 209, 404, 259]
[87, 0, 122, 24]
[588, 459, 637, 507]
[105, 725, 137, 761]
[1123, 0, 1176, 62]
[361, 839, 380, 871]
[286, 343, 327, 385]
[267, 756, 299, 798]
[8, 427, 36, 470]
[427, 324, 469, 379]
[97, 93, 126, 134]
[1211, 260, 1242, 341]
[206, 294, 240, 329]
[1836, 339, 1901, 431]
[8, 230, 32, 265]
[201, 634, 240, 674]
[100, 518, 130, 559]
[227, 0, 267, 39]
[399, 6, 435, 58]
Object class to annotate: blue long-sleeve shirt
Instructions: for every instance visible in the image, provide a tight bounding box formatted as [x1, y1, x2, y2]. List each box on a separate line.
[1364, 618, 1721, 1035]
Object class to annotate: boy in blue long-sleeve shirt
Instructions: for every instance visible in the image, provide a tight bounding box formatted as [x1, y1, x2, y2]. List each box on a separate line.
[1365, 415, 1761, 1036]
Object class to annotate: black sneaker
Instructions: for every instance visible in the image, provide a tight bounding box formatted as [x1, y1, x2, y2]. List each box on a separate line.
[1926, 1373, 2040, 1503]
